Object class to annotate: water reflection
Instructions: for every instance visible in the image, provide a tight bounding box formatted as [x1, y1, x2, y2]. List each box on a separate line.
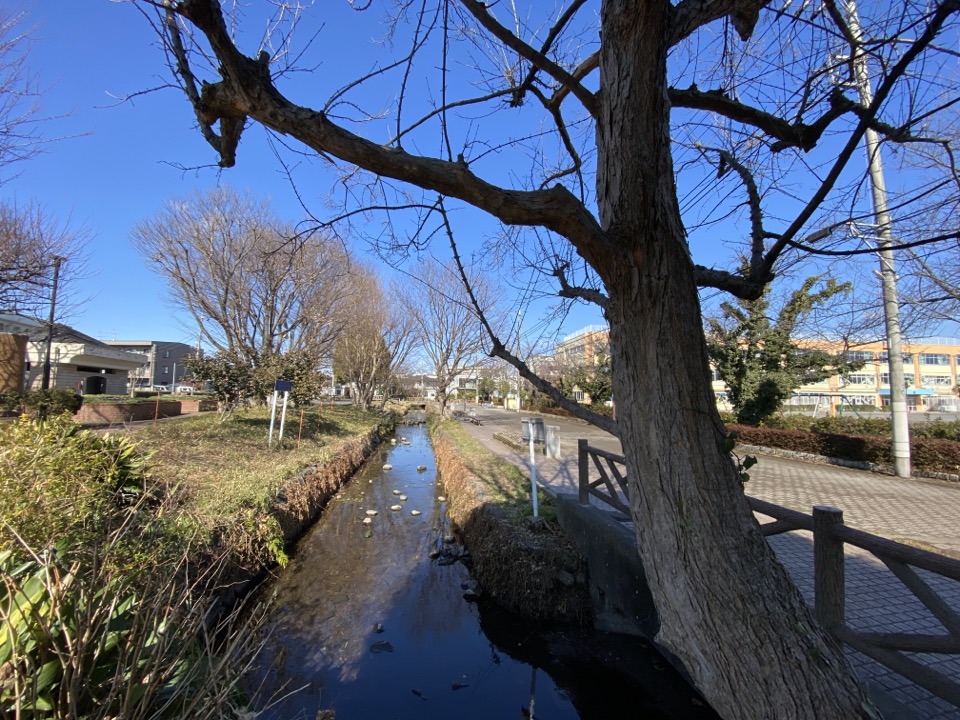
[249, 425, 717, 720]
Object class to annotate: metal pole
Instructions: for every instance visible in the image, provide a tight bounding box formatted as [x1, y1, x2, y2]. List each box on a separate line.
[41, 256, 64, 390]
[847, 0, 910, 477]
[528, 428, 539, 518]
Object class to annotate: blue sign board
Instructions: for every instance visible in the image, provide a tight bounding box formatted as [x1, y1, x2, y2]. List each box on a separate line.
[274, 380, 293, 392]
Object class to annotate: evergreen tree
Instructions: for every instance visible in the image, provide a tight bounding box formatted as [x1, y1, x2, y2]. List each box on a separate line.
[707, 276, 860, 425]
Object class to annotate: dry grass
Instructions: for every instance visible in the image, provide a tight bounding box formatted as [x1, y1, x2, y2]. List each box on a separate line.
[132, 405, 390, 531]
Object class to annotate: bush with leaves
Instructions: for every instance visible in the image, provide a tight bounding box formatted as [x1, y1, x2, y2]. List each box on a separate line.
[0, 415, 154, 560]
[0, 414, 266, 719]
[0, 389, 83, 418]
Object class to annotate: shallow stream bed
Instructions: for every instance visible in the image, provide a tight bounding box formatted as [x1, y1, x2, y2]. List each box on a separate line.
[249, 423, 715, 719]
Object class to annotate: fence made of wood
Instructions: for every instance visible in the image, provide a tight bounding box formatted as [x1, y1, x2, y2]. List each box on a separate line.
[576, 438, 960, 710]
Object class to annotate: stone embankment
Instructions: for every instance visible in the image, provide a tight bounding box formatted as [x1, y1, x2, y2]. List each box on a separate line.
[430, 425, 592, 625]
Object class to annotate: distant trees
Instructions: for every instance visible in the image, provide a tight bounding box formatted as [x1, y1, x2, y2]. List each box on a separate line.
[707, 276, 859, 425]
[133, 187, 354, 364]
[0, 200, 88, 317]
[401, 261, 489, 413]
[333, 269, 416, 411]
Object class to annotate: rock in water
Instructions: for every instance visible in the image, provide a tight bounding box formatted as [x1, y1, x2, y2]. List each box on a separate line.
[392, 489, 401, 495]
[373, 622, 385, 634]
[399, 494, 407, 501]
[382, 464, 393, 471]
[390, 504, 402, 511]
[365, 509, 378, 516]
[362, 517, 373, 525]
[411, 510, 421, 516]
[417, 465, 427, 472]
[370, 640, 394, 654]
[437, 496, 446, 502]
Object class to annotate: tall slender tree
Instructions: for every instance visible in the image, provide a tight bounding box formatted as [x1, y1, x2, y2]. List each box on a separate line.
[135, 1, 960, 715]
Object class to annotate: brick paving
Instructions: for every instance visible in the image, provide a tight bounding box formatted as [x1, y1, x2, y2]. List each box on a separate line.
[451, 405, 960, 719]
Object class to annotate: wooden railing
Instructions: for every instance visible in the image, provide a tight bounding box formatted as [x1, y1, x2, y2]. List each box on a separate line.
[576, 439, 960, 710]
[577, 439, 629, 514]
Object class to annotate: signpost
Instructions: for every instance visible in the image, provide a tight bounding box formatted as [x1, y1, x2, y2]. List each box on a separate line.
[268, 380, 293, 447]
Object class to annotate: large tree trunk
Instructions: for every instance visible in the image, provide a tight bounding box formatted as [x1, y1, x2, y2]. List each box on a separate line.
[595, 3, 868, 717]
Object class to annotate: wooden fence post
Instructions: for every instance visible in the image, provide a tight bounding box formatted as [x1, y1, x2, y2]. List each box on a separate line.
[578, 439, 589, 505]
[813, 505, 846, 634]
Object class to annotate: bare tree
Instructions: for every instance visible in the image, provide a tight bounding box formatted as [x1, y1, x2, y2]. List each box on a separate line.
[136, 1, 960, 715]
[133, 187, 354, 364]
[0, 7, 44, 183]
[0, 200, 89, 317]
[334, 269, 416, 411]
[401, 259, 489, 413]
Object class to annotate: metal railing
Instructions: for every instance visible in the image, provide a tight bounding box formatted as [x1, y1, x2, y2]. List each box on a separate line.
[576, 439, 960, 709]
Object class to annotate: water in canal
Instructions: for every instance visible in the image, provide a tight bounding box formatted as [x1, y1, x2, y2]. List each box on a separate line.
[249, 423, 716, 719]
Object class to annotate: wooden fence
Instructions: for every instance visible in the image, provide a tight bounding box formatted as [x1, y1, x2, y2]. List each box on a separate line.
[576, 439, 960, 709]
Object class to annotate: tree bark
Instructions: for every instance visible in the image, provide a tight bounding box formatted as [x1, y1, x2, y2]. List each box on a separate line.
[594, 2, 867, 717]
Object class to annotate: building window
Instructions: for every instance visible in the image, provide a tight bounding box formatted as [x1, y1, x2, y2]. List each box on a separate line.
[919, 353, 950, 365]
[843, 373, 875, 386]
[710, 368, 723, 382]
[879, 373, 889, 385]
[921, 375, 953, 387]
[845, 351, 874, 362]
[902, 353, 915, 365]
[162, 366, 169, 375]
[163, 349, 171, 358]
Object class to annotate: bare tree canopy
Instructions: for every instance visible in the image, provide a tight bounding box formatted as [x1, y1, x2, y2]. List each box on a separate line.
[133, 186, 354, 363]
[333, 267, 416, 410]
[401, 259, 489, 412]
[137, 1, 960, 716]
[0, 7, 44, 182]
[0, 200, 89, 317]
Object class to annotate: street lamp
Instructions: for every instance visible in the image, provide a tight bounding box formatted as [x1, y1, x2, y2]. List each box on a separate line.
[41, 256, 65, 391]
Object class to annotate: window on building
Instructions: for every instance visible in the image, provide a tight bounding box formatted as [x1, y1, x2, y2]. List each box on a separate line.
[163, 349, 171, 358]
[843, 374, 875, 386]
[919, 353, 950, 365]
[162, 366, 169, 375]
[877, 351, 888, 361]
[902, 353, 915, 365]
[879, 373, 889, 385]
[921, 375, 953, 387]
[710, 368, 722, 382]
[845, 351, 874, 362]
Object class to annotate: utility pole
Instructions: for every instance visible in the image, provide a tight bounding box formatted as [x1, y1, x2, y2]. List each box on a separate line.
[516, 309, 522, 413]
[847, 0, 910, 478]
[41, 256, 65, 391]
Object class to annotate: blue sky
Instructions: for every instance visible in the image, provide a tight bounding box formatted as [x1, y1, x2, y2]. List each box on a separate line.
[10, 1, 604, 349]
[6, 2, 955, 351]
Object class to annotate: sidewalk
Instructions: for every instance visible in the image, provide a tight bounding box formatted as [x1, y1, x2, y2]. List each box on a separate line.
[451, 405, 960, 719]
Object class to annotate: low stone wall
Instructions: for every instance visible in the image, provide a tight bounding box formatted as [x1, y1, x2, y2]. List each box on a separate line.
[430, 427, 592, 624]
[179, 397, 217, 413]
[74, 400, 182, 425]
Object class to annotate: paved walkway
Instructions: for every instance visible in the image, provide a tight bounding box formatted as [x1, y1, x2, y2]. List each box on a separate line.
[450, 405, 960, 720]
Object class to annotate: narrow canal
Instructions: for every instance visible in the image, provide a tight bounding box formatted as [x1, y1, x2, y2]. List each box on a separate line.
[250, 423, 716, 719]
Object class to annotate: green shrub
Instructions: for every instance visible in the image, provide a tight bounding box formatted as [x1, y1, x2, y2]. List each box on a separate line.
[912, 419, 960, 442]
[0, 415, 153, 561]
[0, 389, 83, 418]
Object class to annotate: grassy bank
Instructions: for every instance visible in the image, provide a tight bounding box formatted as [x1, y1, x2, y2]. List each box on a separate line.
[0, 404, 394, 718]
[428, 415, 591, 624]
